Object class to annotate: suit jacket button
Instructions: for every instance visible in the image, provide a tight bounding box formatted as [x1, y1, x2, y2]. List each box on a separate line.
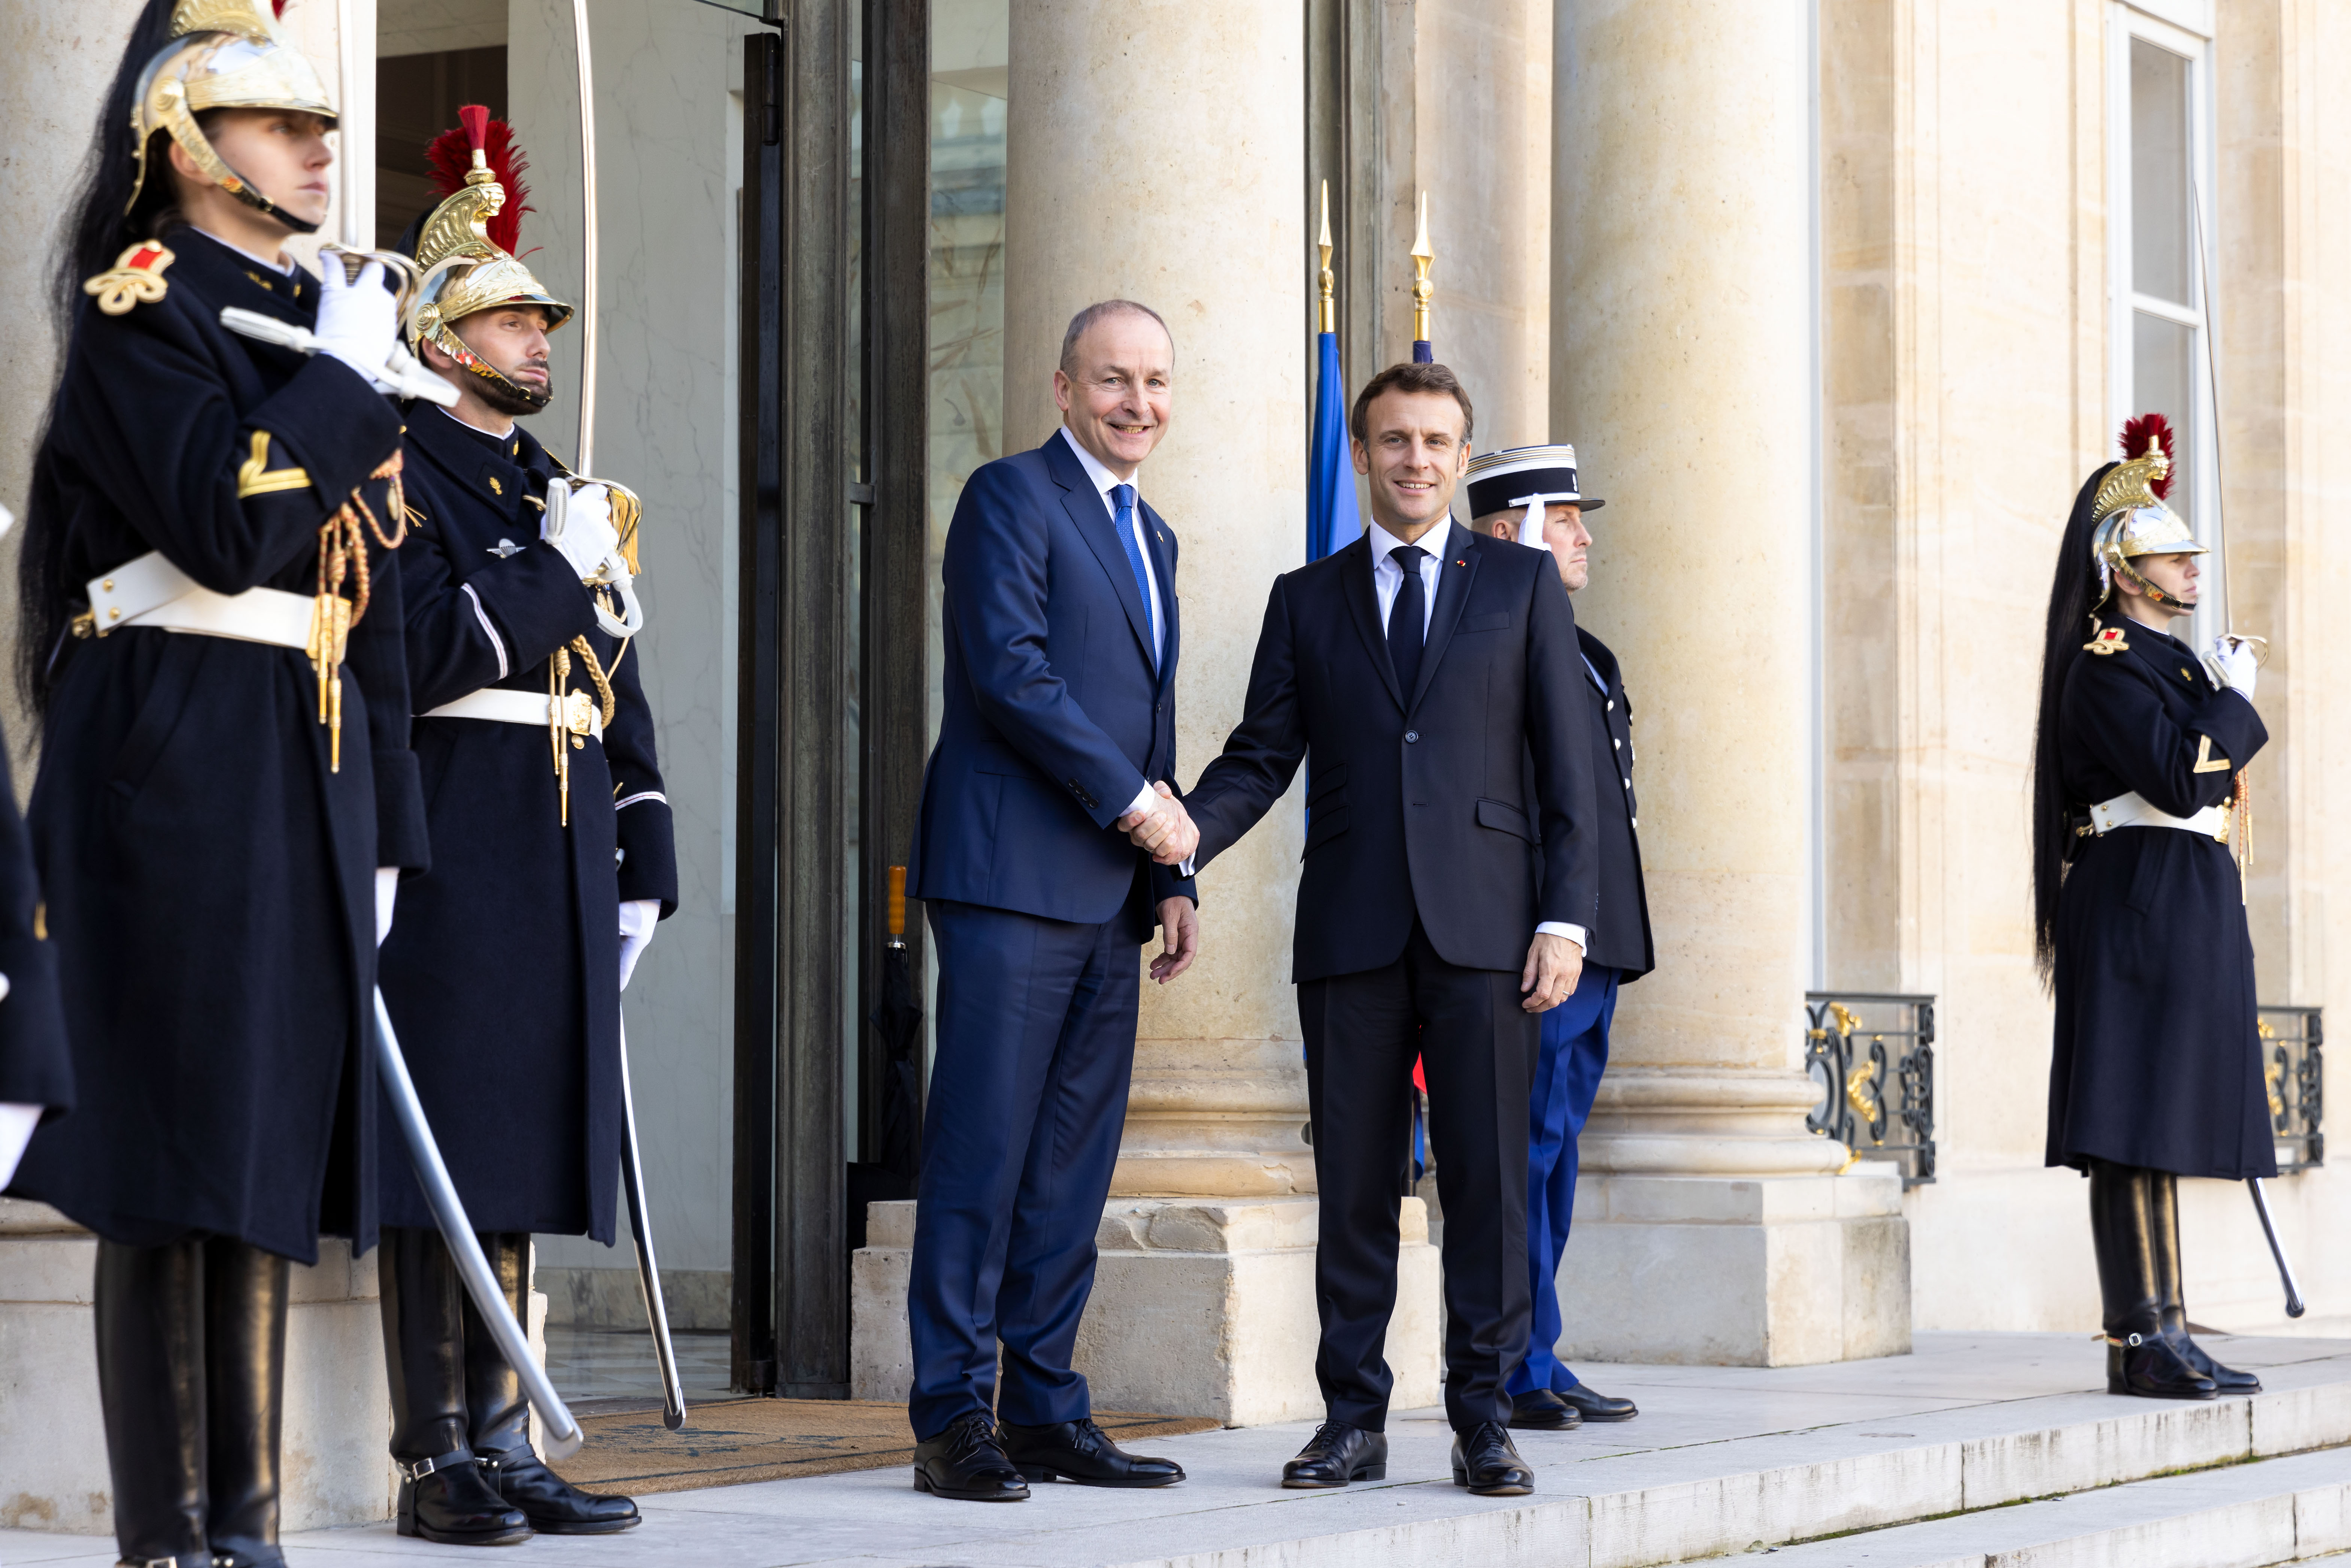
[1404, 731, 1419, 743]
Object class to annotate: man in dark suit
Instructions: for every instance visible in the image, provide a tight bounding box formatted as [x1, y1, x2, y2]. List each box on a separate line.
[1470, 446, 1653, 1432]
[1179, 363, 1599, 1498]
[903, 299, 1200, 1502]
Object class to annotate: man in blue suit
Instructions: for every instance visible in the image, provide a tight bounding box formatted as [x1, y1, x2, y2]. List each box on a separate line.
[904, 300, 1201, 1502]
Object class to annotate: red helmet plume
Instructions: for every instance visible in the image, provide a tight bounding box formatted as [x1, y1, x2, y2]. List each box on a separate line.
[273, 0, 289, 13]
[423, 106, 536, 256]
[2118, 413, 2177, 500]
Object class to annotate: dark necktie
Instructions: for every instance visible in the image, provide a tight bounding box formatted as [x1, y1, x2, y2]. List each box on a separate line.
[1387, 543, 1428, 698]
[1110, 483, 1159, 669]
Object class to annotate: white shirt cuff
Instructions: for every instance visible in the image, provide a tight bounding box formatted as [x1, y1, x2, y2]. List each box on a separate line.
[1537, 921, 1587, 950]
[1124, 781, 1159, 820]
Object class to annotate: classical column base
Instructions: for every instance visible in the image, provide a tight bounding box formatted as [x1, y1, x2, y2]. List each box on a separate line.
[1552, 1167, 1912, 1366]
[0, 1198, 398, 1534]
[852, 1196, 1439, 1426]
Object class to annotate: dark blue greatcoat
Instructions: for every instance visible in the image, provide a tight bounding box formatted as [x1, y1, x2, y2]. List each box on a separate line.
[2048, 610, 2273, 1180]
[9, 229, 427, 1262]
[375, 407, 676, 1243]
[0, 733, 73, 1120]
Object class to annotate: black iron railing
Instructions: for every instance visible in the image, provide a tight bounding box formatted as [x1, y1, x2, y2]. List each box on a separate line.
[2258, 1005, 2324, 1174]
[1804, 992, 1936, 1188]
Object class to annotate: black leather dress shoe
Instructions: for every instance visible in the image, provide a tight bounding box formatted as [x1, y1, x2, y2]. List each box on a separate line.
[1000, 1417, 1184, 1487]
[913, 1412, 1031, 1501]
[1281, 1421, 1388, 1488]
[395, 1449, 533, 1546]
[1450, 1422, 1535, 1496]
[477, 1441, 640, 1534]
[1507, 1389, 1582, 1431]
[2167, 1330, 2261, 1394]
[2107, 1335, 2217, 1400]
[1558, 1383, 1640, 1422]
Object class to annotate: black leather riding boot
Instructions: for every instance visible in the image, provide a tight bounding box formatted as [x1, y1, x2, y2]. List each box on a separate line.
[466, 1232, 639, 1534]
[94, 1238, 210, 1568]
[379, 1227, 530, 1545]
[2087, 1161, 2213, 1399]
[201, 1237, 289, 1568]
[2151, 1171, 2261, 1393]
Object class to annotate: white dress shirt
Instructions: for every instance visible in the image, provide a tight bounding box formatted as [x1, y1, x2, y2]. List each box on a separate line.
[1363, 515, 1585, 953]
[1058, 428, 1189, 872]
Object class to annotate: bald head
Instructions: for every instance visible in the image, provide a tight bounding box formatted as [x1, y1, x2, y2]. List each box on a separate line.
[1053, 300, 1174, 480]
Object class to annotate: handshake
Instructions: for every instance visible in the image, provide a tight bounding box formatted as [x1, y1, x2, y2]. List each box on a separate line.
[1119, 781, 1199, 867]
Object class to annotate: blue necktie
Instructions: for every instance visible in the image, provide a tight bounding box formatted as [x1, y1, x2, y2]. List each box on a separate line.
[1387, 544, 1428, 698]
[1111, 483, 1159, 668]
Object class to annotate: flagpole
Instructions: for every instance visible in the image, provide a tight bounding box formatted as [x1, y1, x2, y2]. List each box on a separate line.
[1410, 191, 1434, 363]
[571, 0, 600, 474]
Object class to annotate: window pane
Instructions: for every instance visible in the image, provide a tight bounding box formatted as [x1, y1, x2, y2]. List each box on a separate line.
[2132, 310, 2194, 527]
[2130, 38, 2192, 307]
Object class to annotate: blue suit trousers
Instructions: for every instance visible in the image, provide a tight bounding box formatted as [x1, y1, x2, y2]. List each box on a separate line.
[906, 898, 1144, 1440]
[1508, 962, 1619, 1396]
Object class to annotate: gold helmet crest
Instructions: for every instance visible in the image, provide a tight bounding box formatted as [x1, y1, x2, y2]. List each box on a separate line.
[128, 0, 338, 232]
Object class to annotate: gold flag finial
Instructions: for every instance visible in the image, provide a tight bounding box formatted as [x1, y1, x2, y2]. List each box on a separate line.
[1410, 191, 1434, 345]
[1317, 180, 1337, 334]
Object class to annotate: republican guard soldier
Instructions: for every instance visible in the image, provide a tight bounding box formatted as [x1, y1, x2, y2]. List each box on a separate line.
[4, 3, 427, 1564]
[1468, 445, 1648, 1431]
[371, 107, 675, 1544]
[2032, 415, 2269, 1401]
[0, 508, 74, 1194]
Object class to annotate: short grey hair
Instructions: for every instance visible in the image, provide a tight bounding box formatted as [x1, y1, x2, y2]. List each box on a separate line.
[1059, 299, 1173, 374]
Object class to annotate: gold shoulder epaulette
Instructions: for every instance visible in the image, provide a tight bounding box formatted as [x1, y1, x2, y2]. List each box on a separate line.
[2083, 625, 2130, 656]
[84, 240, 176, 316]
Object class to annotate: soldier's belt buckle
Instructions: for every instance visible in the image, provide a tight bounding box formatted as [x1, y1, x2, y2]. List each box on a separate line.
[562, 690, 597, 737]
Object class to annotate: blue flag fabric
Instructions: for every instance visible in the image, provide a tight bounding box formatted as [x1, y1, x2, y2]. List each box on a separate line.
[1308, 331, 1362, 560]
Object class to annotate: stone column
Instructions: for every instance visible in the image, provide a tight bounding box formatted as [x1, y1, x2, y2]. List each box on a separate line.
[1547, 0, 1909, 1365]
[852, 0, 1438, 1425]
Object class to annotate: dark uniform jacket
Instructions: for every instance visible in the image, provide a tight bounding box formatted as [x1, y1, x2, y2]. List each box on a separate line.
[376, 407, 676, 1243]
[0, 736, 72, 1117]
[2048, 611, 2273, 1179]
[1574, 628, 1653, 980]
[1188, 523, 1600, 983]
[10, 229, 426, 1261]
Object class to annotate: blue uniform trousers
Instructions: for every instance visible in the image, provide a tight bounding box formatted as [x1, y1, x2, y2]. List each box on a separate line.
[1507, 962, 1619, 1396]
[906, 898, 1143, 1440]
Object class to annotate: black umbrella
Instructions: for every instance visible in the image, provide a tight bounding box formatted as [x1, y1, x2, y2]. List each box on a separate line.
[872, 865, 924, 1183]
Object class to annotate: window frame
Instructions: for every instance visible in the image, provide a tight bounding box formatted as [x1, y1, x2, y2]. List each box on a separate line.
[2106, 3, 2223, 648]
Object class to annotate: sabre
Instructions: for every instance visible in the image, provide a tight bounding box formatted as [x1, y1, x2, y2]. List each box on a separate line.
[570, 0, 600, 474]
[619, 1012, 687, 1428]
[2247, 1177, 2306, 1320]
[374, 989, 586, 1460]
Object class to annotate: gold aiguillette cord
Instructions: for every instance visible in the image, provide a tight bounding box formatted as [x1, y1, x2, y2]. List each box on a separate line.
[307, 454, 409, 773]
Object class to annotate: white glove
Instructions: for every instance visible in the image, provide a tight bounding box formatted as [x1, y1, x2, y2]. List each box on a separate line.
[618, 898, 660, 991]
[0, 1101, 40, 1191]
[375, 868, 400, 947]
[544, 481, 624, 582]
[312, 258, 401, 392]
[2210, 636, 2258, 700]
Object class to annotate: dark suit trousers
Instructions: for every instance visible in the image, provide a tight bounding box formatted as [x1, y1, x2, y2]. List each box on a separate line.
[1299, 920, 1539, 1433]
[906, 898, 1144, 1440]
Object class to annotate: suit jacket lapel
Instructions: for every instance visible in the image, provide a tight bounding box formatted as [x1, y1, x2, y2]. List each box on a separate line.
[1044, 434, 1157, 672]
[1341, 533, 1406, 713]
[1142, 501, 1178, 693]
[1409, 522, 1477, 714]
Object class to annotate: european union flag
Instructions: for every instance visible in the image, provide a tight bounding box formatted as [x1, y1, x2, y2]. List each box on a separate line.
[1308, 328, 1360, 559]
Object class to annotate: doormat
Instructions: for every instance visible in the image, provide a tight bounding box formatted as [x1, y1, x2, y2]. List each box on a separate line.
[552, 1400, 1222, 1496]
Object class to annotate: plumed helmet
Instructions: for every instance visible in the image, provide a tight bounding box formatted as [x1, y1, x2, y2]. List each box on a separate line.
[403, 106, 573, 413]
[2088, 413, 2205, 616]
[127, 0, 337, 232]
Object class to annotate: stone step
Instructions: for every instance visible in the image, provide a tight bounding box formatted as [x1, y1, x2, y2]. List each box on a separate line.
[1757, 1446, 2351, 1567]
